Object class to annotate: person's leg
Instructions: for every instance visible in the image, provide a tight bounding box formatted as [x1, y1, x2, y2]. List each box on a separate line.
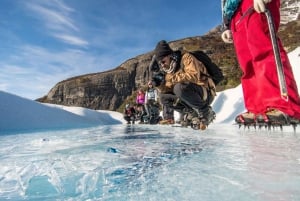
[144, 103, 150, 117]
[173, 83, 215, 125]
[232, 0, 300, 120]
[173, 83, 208, 113]
[124, 116, 130, 124]
[230, 1, 260, 113]
[159, 93, 175, 120]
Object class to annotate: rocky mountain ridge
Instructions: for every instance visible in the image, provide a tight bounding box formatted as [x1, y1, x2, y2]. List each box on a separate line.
[38, 1, 300, 111]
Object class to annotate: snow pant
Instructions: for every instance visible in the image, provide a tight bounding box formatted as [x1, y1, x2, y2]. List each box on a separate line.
[159, 93, 175, 120]
[230, 0, 300, 118]
[124, 115, 135, 123]
[136, 104, 146, 122]
[144, 100, 157, 116]
[159, 82, 212, 119]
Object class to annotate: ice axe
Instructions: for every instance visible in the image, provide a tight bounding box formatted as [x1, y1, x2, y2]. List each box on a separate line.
[264, 9, 288, 101]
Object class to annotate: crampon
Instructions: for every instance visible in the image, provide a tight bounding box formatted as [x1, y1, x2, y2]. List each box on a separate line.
[235, 113, 299, 132]
[182, 107, 216, 130]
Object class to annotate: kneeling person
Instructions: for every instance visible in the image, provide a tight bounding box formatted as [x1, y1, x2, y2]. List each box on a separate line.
[153, 40, 216, 128]
[123, 104, 136, 124]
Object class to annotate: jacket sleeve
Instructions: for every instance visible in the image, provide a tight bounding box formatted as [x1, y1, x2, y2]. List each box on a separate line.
[168, 53, 208, 87]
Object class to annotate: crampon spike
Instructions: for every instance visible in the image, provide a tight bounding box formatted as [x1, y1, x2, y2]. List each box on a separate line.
[268, 125, 271, 130]
[292, 124, 297, 132]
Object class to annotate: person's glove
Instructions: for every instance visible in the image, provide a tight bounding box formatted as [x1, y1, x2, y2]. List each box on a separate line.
[165, 81, 172, 88]
[221, 30, 233, 43]
[253, 0, 272, 13]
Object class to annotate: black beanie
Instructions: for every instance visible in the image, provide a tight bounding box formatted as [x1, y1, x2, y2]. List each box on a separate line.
[154, 40, 173, 61]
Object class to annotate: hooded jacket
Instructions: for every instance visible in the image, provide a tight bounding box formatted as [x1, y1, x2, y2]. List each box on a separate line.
[157, 52, 216, 100]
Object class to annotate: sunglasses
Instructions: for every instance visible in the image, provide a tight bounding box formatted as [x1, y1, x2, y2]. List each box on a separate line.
[159, 56, 169, 66]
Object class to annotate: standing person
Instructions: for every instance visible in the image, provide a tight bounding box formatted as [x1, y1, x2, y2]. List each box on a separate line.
[144, 81, 159, 122]
[152, 40, 216, 128]
[135, 88, 146, 123]
[144, 81, 158, 114]
[123, 103, 136, 124]
[221, 0, 300, 125]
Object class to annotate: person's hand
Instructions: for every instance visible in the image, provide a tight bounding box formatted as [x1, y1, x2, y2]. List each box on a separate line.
[253, 0, 272, 13]
[221, 30, 233, 43]
[165, 81, 172, 88]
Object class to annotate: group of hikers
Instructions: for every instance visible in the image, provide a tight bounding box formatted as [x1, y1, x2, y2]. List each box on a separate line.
[123, 81, 160, 125]
[125, 0, 300, 129]
[124, 39, 219, 129]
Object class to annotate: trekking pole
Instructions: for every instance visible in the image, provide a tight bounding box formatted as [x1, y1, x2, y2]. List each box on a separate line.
[264, 9, 288, 101]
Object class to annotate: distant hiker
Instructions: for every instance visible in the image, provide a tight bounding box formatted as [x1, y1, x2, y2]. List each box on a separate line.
[142, 81, 161, 124]
[152, 40, 216, 127]
[221, 0, 300, 125]
[135, 88, 146, 123]
[144, 81, 158, 116]
[123, 104, 136, 124]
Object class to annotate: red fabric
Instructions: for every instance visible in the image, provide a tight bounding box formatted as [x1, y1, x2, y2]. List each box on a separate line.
[230, 0, 300, 118]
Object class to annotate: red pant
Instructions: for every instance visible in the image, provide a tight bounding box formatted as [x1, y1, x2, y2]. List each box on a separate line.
[231, 0, 300, 118]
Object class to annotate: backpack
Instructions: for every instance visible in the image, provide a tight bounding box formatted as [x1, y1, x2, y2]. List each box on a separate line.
[190, 50, 224, 85]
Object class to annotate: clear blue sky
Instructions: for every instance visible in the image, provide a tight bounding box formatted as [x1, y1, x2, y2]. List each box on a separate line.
[0, 0, 222, 99]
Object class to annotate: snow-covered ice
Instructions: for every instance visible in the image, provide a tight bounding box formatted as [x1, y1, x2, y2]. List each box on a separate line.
[0, 48, 299, 200]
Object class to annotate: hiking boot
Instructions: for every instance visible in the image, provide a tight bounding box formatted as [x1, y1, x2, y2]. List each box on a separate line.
[191, 117, 201, 129]
[199, 107, 216, 126]
[186, 110, 198, 121]
[289, 117, 300, 124]
[180, 120, 190, 127]
[205, 108, 216, 123]
[189, 107, 216, 130]
[190, 116, 209, 130]
[192, 107, 215, 124]
[178, 113, 191, 127]
[235, 112, 256, 124]
[265, 109, 289, 125]
[159, 119, 175, 125]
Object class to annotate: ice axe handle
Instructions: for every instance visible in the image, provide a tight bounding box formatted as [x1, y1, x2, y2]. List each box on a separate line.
[264, 9, 288, 101]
